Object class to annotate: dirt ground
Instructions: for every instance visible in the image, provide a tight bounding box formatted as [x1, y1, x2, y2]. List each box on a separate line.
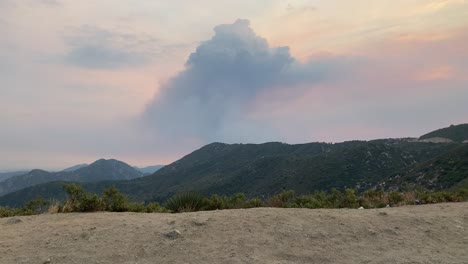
[1, 202, 467, 264]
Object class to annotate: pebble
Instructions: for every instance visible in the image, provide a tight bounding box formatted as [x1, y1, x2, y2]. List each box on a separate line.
[165, 229, 182, 240]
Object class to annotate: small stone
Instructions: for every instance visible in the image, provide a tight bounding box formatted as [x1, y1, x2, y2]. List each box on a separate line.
[164, 229, 182, 240]
[43, 258, 51, 264]
[191, 220, 207, 226]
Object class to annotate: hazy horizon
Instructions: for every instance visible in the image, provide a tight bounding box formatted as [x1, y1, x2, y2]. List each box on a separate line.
[1, 1, 467, 170]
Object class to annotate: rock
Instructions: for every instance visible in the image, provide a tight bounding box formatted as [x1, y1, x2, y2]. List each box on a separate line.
[43, 258, 51, 264]
[164, 229, 182, 240]
[191, 219, 208, 226]
[4, 217, 22, 225]
[358, 206, 364, 210]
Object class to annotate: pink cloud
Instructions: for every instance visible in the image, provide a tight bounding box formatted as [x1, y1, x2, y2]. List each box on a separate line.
[241, 26, 468, 143]
[413, 65, 456, 81]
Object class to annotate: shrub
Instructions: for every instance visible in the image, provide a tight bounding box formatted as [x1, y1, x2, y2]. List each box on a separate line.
[102, 187, 129, 212]
[62, 184, 86, 212]
[360, 190, 387, 208]
[165, 192, 206, 213]
[0, 207, 16, 218]
[227, 193, 246, 209]
[23, 196, 50, 215]
[62, 184, 102, 212]
[326, 189, 343, 208]
[292, 194, 321, 209]
[388, 192, 405, 206]
[204, 195, 227, 210]
[267, 190, 295, 207]
[128, 202, 146, 212]
[78, 193, 102, 212]
[456, 188, 468, 201]
[146, 202, 167, 213]
[342, 189, 359, 208]
[245, 198, 263, 208]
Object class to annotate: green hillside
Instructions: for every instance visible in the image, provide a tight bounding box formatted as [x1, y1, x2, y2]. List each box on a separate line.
[381, 144, 468, 191]
[0, 139, 462, 207]
[420, 124, 468, 142]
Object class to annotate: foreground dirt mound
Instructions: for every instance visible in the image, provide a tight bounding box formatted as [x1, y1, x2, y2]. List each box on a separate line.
[1, 203, 467, 264]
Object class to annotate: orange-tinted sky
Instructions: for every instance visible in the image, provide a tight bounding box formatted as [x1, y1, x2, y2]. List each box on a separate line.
[0, 0, 467, 170]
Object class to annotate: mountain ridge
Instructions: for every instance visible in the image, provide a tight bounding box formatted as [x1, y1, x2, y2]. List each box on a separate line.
[419, 124, 468, 143]
[1, 124, 467, 207]
[0, 159, 143, 197]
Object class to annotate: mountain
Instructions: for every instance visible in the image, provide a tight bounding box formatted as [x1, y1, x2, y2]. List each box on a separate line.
[2, 124, 467, 208]
[0, 171, 29, 183]
[62, 164, 88, 172]
[381, 144, 468, 191]
[111, 140, 460, 202]
[1, 139, 462, 207]
[0, 159, 143, 197]
[419, 124, 468, 143]
[134, 165, 164, 174]
[72, 159, 143, 182]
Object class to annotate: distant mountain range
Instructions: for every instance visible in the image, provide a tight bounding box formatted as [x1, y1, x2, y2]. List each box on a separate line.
[0, 171, 29, 183]
[0, 159, 145, 197]
[134, 165, 165, 175]
[62, 164, 88, 172]
[0, 124, 467, 207]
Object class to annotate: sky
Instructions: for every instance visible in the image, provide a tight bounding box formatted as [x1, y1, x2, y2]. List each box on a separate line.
[1, 0, 467, 171]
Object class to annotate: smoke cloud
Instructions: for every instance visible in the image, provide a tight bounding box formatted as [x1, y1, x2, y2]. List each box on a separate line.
[142, 19, 335, 143]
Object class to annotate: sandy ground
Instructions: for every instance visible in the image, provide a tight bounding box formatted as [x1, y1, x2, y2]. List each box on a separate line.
[1, 203, 467, 264]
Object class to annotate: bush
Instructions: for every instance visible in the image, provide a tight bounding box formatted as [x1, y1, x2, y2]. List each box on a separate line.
[388, 192, 404, 206]
[227, 193, 246, 209]
[245, 198, 263, 208]
[6, 185, 468, 215]
[23, 196, 50, 215]
[326, 189, 343, 208]
[62, 184, 102, 212]
[360, 190, 387, 208]
[204, 195, 227, 210]
[291, 195, 317, 208]
[267, 190, 295, 207]
[0, 207, 16, 218]
[78, 193, 102, 212]
[165, 192, 206, 213]
[128, 202, 146, 212]
[146, 202, 167, 213]
[342, 189, 359, 208]
[102, 187, 129, 212]
[62, 184, 86, 212]
[456, 188, 468, 201]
